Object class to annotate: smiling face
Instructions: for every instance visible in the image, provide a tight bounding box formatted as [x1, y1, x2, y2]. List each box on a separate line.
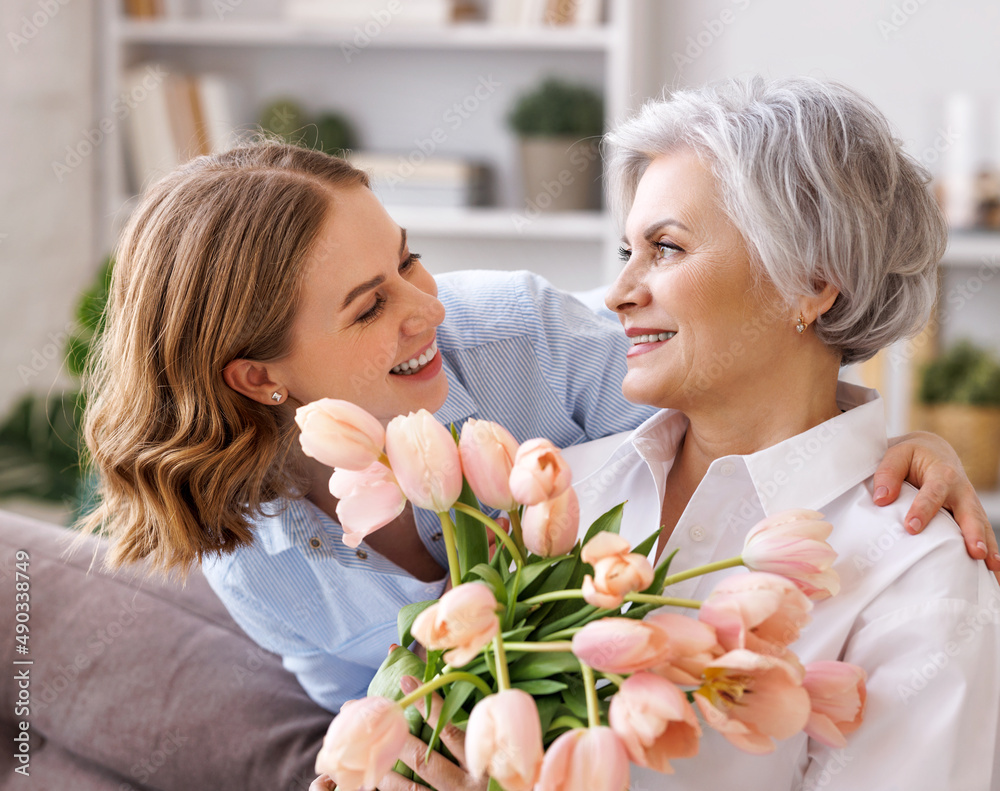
[606, 149, 789, 414]
[270, 185, 448, 424]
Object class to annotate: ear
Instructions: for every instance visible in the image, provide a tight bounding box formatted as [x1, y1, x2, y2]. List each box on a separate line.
[223, 359, 285, 406]
[800, 282, 840, 323]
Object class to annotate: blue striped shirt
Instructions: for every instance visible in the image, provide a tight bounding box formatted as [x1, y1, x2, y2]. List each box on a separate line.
[201, 270, 655, 712]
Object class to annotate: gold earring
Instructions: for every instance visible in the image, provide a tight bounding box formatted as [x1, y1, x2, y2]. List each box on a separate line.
[796, 313, 807, 334]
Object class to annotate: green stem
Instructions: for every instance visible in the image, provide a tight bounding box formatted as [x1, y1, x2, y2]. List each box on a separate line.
[521, 589, 584, 607]
[437, 511, 462, 590]
[398, 671, 493, 710]
[505, 564, 522, 631]
[659, 556, 745, 588]
[625, 593, 701, 609]
[493, 636, 510, 691]
[580, 662, 600, 728]
[550, 714, 587, 732]
[539, 626, 584, 641]
[502, 641, 574, 653]
[507, 508, 524, 554]
[452, 502, 526, 568]
[601, 672, 626, 688]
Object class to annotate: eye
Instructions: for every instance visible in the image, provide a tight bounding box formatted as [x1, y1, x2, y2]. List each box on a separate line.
[357, 294, 386, 325]
[655, 241, 684, 259]
[617, 246, 632, 262]
[400, 251, 421, 272]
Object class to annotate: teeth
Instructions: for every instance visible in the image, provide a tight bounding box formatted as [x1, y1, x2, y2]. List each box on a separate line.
[630, 332, 676, 346]
[390, 341, 438, 375]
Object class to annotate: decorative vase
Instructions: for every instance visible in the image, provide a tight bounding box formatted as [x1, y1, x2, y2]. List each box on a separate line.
[517, 136, 601, 213]
[924, 404, 1000, 490]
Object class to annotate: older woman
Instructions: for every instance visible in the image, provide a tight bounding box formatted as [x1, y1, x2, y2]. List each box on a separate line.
[563, 76, 1000, 789]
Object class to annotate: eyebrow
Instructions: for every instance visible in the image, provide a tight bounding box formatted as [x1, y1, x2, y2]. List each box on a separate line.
[340, 228, 409, 311]
[621, 218, 691, 245]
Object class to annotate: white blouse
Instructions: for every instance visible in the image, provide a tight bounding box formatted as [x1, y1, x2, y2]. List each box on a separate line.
[563, 383, 1000, 791]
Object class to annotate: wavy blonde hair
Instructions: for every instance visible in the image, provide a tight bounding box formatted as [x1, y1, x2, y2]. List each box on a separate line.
[81, 141, 369, 575]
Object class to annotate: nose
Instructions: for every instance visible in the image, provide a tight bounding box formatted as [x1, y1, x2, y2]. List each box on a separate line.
[400, 284, 446, 338]
[605, 256, 650, 316]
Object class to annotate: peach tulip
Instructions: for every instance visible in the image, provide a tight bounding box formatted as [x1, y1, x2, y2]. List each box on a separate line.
[609, 672, 701, 773]
[410, 582, 500, 667]
[459, 419, 520, 511]
[644, 612, 723, 685]
[581, 531, 655, 609]
[508, 438, 572, 506]
[742, 509, 840, 600]
[571, 617, 671, 675]
[698, 572, 812, 661]
[521, 487, 580, 557]
[466, 689, 544, 791]
[695, 649, 811, 754]
[314, 696, 408, 791]
[385, 410, 463, 512]
[536, 727, 630, 791]
[328, 462, 407, 547]
[802, 660, 867, 748]
[296, 398, 386, 471]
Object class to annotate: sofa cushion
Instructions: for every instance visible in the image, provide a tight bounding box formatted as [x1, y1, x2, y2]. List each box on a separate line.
[0, 510, 330, 790]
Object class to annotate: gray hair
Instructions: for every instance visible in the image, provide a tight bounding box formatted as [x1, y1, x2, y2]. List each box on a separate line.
[604, 76, 945, 365]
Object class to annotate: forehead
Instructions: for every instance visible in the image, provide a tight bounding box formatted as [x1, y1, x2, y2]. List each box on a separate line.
[305, 186, 400, 280]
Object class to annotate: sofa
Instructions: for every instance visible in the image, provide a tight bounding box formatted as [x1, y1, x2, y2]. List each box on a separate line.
[0, 509, 331, 790]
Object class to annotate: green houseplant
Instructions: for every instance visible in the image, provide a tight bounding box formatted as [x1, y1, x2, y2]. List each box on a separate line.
[507, 78, 604, 213]
[917, 340, 1000, 489]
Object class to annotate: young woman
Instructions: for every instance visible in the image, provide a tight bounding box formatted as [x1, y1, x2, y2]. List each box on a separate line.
[83, 140, 996, 791]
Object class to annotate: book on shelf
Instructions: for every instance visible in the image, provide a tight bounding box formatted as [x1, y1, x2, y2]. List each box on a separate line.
[286, 0, 456, 26]
[123, 64, 237, 193]
[490, 0, 604, 26]
[347, 152, 493, 208]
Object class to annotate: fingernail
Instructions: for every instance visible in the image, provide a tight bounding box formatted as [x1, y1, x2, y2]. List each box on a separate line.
[907, 517, 922, 533]
[400, 675, 418, 693]
[389, 643, 400, 652]
[993, 552, 1000, 564]
[874, 485, 888, 502]
[977, 541, 989, 557]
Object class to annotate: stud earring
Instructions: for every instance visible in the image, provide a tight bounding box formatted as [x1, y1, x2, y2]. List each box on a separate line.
[271, 392, 283, 403]
[796, 313, 807, 334]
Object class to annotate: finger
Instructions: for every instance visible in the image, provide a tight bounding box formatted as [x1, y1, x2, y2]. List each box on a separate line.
[948, 488, 1000, 568]
[401, 676, 468, 767]
[871, 443, 912, 507]
[309, 774, 336, 791]
[902, 473, 952, 535]
[375, 766, 425, 791]
[388, 643, 400, 658]
[394, 733, 472, 791]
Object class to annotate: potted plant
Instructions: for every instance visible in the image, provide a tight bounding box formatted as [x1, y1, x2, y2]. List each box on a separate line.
[507, 78, 604, 213]
[917, 340, 1000, 489]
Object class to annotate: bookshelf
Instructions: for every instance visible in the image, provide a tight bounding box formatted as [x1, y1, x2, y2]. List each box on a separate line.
[95, 0, 657, 289]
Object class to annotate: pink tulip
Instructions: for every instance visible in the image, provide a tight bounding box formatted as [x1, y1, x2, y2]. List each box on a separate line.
[571, 617, 671, 675]
[328, 462, 406, 548]
[742, 509, 840, 600]
[609, 672, 701, 773]
[698, 572, 812, 661]
[466, 689, 545, 791]
[385, 410, 463, 512]
[459, 419, 520, 511]
[695, 649, 811, 754]
[644, 612, 723, 685]
[296, 398, 386, 471]
[508, 438, 573, 506]
[536, 727, 630, 791]
[410, 582, 500, 667]
[521, 487, 580, 557]
[802, 661, 867, 748]
[314, 696, 408, 791]
[581, 531, 655, 609]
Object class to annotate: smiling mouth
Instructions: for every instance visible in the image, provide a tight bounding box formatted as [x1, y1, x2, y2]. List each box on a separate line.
[630, 332, 676, 346]
[390, 341, 438, 375]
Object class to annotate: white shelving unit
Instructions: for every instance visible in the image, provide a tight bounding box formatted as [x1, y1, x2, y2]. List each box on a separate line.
[95, 1, 656, 290]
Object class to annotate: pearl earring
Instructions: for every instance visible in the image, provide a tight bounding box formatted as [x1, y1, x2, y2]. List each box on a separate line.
[796, 313, 807, 334]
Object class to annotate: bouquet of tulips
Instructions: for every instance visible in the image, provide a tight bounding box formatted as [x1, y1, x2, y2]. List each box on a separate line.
[295, 400, 868, 791]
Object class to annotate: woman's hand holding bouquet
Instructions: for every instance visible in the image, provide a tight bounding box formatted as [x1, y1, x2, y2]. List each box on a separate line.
[296, 400, 867, 791]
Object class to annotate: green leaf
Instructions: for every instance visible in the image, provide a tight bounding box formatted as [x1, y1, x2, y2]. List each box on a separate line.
[649, 548, 680, 594]
[467, 563, 507, 602]
[512, 679, 568, 695]
[535, 694, 562, 735]
[534, 604, 603, 639]
[398, 600, 437, 648]
[630, 526, 662, 563]
[509, 651, 579, 681]
[515, 553, 575, 598]
[453, 475, 490, 578]
[581, 502, 625, 545]
[367, 647, 427, 734]
[426, 680, 478, 760]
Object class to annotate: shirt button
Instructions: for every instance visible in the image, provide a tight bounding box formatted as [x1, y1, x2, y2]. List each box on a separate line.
[689, 525, 706, 542]
[719, 462, 736, 477]
[431, 532, 443, 541]
[308, 537, 322, 549]
[355, 548, 368, 560]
